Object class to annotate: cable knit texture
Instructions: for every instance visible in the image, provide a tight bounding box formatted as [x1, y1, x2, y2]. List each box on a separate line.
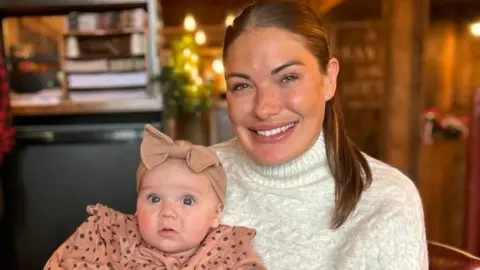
[210, 134, 428, 270]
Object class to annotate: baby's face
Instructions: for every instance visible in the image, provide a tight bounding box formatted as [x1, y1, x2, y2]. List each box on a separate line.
[136, 159, 222, 257]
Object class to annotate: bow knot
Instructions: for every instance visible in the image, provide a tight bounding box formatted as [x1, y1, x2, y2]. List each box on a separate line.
[140, 127, 219, 173]
[136, 124, 226, 205]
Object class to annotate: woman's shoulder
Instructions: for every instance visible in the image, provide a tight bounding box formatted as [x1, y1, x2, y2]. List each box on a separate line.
[361, 154, 423, 212]
[209, 138, 245, 163]
[210, 137, 241, 153]
[356, 155, 428, 269]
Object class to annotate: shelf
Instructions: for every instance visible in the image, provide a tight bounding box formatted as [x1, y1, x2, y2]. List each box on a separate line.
[64, 28, 144, 37]
[6, 56, 58, 63]
[65, 69, 146, 75]
[12, 97, 162, 116]
[65, 54, 145, 61]
[11, 89, 162, 116]
[0, 0, 148, 17]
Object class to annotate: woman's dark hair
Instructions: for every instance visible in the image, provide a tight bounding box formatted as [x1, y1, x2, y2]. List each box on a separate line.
[222, 0, 373, 229]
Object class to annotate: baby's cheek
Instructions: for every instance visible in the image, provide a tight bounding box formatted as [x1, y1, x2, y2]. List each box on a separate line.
[137, 210, 155, 235]
[186, 215, 214, 242]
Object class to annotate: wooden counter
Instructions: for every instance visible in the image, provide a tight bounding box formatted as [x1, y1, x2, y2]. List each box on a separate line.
[12, 97, 162, 116]
[10, 89, 163, 116]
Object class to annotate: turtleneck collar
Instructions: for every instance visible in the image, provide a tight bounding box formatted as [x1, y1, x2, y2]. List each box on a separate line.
[240, 132, 331, 188]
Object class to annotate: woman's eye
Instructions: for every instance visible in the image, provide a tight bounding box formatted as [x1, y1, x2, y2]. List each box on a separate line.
[147, 194, 160, 204]
[182, 196, 195, 206]
[231, 83, 249, 91]
[280, 74, 298, 83]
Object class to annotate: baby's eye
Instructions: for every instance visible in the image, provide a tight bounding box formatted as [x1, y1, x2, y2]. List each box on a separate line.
[147, 194, 160, 204]
[182, 196, 195, 206]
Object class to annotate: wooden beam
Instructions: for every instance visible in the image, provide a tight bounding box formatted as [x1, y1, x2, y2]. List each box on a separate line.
[383, 0, 430, 177]
[438, 22, 456, 111]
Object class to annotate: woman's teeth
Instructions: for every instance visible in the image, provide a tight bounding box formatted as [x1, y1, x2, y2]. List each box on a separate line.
[256, 123, 295, 137]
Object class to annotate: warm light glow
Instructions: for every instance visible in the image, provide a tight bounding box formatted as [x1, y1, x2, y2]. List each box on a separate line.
[184, 63, 193, 71]
[191, 85, 199, 93]
[225, 13, 235, 27]
[212, 58, 224, 74]
[470, 22, 480, 37]
[191, 54, 199, 62]
[182, 48, 192, 57]
[191, 68, 199, 77]
[183, 14, 196, 32]
[194, 76, 203, 85]
[195, 30, 206, 45]
[190, 68, 203, 85]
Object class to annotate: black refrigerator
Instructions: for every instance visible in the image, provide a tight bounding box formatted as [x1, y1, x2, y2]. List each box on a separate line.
[1, 112, 162, 270]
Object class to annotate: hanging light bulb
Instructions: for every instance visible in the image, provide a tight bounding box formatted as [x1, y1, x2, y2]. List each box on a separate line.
[212, 58, 224, 74]
[470, 22, 480, 37]
[183, 14, 196, 32]
[225, 13, 235, 27]
[195, 30, 207, 45]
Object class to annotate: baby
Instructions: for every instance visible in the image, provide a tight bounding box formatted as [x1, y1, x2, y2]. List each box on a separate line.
[44, 124, 264, 270]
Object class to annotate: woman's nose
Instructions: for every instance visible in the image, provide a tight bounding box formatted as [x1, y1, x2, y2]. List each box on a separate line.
[253, 88, 281, 120]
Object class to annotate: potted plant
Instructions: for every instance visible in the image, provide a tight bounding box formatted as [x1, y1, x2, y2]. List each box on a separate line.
[153, 34, 214, 145]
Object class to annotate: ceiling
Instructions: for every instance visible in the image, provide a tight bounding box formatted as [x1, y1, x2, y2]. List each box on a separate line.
[160, 0, 480, 26]
[430, 0, 480, 20]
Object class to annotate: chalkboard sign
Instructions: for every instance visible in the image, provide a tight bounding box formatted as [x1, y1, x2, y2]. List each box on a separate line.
[330, 21, 386, 158]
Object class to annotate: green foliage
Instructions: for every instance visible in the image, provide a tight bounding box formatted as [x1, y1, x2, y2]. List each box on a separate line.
[153, 34, 214, 118]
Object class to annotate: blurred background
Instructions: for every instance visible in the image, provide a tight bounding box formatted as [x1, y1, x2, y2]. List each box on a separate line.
[0, 0, 479, 269]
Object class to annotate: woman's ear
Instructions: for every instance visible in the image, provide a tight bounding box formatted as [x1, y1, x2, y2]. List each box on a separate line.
[210, 203, 223, 229]
[324, 57, 339, 101]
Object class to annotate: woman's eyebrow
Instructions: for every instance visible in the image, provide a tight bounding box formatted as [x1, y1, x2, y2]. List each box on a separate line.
[225, 60, 304, 80]
[225, 72, 251, 80]
[271, 60, 304, 75]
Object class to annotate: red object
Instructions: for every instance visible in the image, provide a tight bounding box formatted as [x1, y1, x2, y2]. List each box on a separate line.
[0, 52, 15, 161]
[464, 88, 480, 256]
[429, 241, 480, 270]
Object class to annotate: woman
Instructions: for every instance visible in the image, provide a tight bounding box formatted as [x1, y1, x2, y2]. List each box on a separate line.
[211, 0, 428, 269]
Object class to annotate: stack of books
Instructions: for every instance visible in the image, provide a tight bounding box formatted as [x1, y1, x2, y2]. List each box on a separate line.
[62, 8, 149, 91]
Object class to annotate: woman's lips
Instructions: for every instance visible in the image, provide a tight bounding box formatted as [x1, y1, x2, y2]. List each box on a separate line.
[249, 121, 298, 143]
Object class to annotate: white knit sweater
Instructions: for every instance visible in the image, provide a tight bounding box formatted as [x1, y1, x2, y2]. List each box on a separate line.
[211, 134, 428, 270]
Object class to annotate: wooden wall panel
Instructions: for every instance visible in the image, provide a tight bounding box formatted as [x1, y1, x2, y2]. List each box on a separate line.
[418, 141, 466, 248]
[418, 8, 480, 249]
[329, 21, 386, 159]
[465, 89, 480, 256]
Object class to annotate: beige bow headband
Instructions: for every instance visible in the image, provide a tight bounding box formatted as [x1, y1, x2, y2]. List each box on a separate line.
[136, 124, 226, 205]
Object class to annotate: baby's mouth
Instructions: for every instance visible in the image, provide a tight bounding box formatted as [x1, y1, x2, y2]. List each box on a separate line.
[158, 227, 177, 236]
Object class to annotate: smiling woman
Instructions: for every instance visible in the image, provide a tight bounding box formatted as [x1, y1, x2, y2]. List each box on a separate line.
[224, 27, 336, 165]
[210, 0, 428, 269]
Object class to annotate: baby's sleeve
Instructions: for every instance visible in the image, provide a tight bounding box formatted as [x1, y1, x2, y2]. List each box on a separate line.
[224, 226, 266, 270]
[234, 254, 266, 270]
[43, 204, 122, 270]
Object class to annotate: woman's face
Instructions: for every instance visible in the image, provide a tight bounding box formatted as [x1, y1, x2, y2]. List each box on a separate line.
[224, 27, 339, 165]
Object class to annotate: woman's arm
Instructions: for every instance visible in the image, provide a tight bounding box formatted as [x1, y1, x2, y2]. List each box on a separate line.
[366, 195, 428, 270]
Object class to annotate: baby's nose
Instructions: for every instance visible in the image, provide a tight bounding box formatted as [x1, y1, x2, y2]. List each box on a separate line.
[159, 202, 178, 219]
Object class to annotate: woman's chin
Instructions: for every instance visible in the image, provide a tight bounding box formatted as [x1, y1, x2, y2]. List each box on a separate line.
[237, 128, 298, 164]
[246, 145, 298, 165]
